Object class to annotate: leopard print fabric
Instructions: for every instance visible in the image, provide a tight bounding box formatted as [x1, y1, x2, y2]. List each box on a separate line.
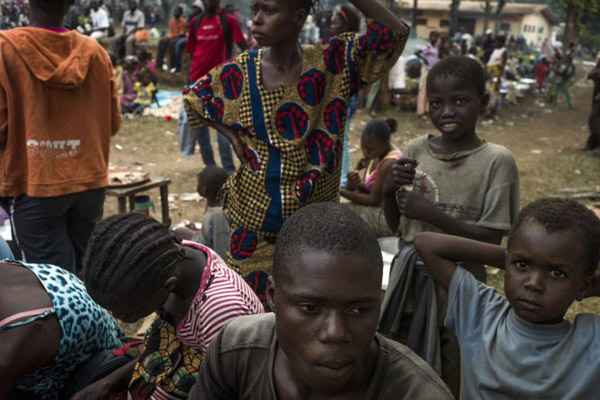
[5, 262, 123, 399]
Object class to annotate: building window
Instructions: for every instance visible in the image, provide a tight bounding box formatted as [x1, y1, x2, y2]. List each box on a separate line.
[416, 18, 427, 26]
[523, 24, 536, 33]
[538, 26, 544, 34]
[440, 19, 449, 27]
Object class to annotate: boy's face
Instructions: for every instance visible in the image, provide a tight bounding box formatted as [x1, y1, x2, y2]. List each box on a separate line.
[428, 75, 486, 142]
[250, 0, 304, 47]
[505, 220, 591, 324]
[271, 249, 382, 394]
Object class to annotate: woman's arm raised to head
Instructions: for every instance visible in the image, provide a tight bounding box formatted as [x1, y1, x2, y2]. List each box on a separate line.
[349, 0, 410, 35]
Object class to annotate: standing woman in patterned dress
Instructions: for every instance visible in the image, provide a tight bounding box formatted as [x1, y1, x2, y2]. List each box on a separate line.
[184, 0, 409, 295]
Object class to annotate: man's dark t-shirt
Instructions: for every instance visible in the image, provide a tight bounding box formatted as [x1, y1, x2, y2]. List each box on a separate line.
[190, 314, 454, 399]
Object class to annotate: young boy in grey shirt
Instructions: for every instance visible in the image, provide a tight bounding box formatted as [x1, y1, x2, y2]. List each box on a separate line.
[416, 198, 600, 400]
[384, 56, 520, 281]
[382, 56, 519, 395]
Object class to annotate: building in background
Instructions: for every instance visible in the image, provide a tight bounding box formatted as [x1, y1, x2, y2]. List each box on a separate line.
[397, 0, 557, 47]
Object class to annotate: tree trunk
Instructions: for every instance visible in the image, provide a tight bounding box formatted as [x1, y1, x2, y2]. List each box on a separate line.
[494, 0, 506, 34]
[375, 0, 397, 110]
[483, 0, 492, 32]
[449, 0, 461, 37]
[412, 0, 419, 38]
[564, 1, 579, 45]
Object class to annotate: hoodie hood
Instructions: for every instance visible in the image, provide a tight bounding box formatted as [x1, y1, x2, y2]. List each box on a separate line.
[0, 28, 99, 88]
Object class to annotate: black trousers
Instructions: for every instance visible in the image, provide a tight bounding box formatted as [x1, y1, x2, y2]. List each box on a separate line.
[156, 36, 179, 69]
[587, 113, 600, 150]
[8, 188, 105, 274]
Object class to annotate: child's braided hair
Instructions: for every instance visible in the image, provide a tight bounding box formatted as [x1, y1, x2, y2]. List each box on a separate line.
[82, 213, 185, 309]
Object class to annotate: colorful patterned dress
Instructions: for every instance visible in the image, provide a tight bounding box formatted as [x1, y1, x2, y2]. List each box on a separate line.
[185, 21, 407, 274]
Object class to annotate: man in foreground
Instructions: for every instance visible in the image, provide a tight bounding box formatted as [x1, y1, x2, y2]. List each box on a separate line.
[190, 203, 454, 399]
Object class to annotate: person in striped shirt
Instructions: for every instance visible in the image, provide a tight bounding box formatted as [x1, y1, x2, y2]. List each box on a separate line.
[79, 213, 264, 399]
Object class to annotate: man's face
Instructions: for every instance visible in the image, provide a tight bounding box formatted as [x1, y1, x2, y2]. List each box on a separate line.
[272, 250, 382, 394]
[250, 0, 304, 47]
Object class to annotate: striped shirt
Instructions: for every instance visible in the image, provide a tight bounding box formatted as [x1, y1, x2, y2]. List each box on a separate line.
[175, 241, 264, 353]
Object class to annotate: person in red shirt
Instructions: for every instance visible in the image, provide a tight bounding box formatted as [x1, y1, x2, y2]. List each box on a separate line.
[534, 56, 550, 93]
[183, 0, 247, 173]
[187, 0, 247, 82]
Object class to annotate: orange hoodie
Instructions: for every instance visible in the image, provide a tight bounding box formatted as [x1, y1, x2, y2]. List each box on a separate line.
[0, 28, 121, 198]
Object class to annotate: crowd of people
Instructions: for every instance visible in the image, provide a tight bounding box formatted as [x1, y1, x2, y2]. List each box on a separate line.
[2, 0, 600, 400]
[0, 0, 29, 29]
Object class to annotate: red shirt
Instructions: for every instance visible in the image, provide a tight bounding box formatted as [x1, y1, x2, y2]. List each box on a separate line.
[187, 12, 245, 82]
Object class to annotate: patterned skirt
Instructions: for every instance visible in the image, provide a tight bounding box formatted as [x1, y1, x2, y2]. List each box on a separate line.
[129, 319, 203, 400]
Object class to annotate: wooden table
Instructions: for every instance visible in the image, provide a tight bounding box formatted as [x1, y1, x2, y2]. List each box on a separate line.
[106, 178, 172, 226]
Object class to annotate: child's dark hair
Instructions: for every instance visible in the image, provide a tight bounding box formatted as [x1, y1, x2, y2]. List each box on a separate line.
[363, 118, 397, 143]
[198, 166, 229, 202]
[427, 56, 487, 97]
[82, 213, 185, 308]
[273, 202, 382, 284]
[509, 198, 600, 273]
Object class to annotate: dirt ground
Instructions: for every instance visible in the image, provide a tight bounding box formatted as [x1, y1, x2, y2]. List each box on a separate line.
[109, 64, 600, 319]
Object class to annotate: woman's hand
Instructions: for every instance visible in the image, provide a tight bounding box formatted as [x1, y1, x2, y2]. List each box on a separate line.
[356, 158, 369, 171]
[349, 0, 410, 36]
[346, 172, 362, 191]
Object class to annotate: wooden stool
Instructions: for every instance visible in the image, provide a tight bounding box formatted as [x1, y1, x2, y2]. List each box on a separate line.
[106, 178, 172, 226]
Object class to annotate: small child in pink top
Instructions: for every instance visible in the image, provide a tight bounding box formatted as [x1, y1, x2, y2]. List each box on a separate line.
[341, 118, 403, 237]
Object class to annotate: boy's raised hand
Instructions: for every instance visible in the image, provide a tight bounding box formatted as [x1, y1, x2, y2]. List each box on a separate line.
[383, 158, 418, 195]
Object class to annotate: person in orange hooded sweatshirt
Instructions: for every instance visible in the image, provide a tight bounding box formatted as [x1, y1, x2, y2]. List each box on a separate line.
[0, 0, 121, 274]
